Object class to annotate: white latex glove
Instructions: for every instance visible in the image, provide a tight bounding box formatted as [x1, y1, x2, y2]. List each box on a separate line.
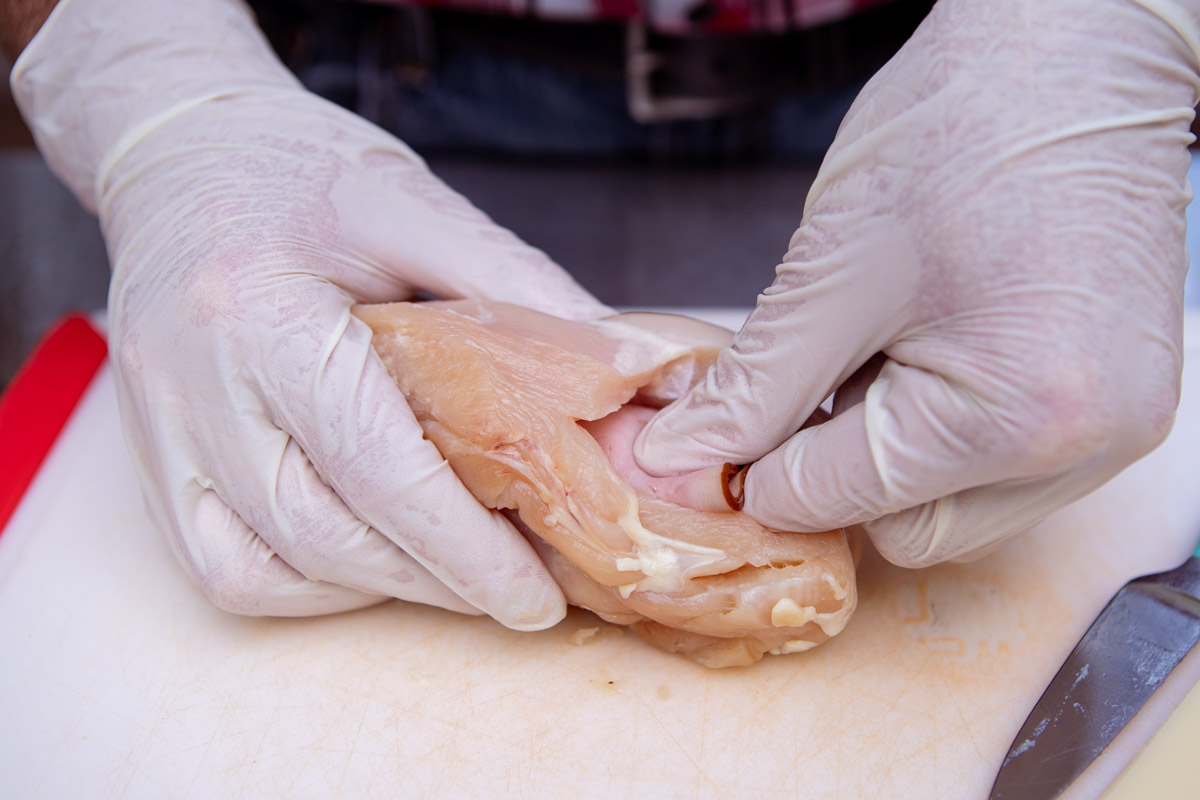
[12, 0, 610, 627]
[637, 0, 1199, 568]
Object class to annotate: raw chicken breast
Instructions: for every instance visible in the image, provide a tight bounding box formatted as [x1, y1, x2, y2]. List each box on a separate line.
[353, 300, 856, 668]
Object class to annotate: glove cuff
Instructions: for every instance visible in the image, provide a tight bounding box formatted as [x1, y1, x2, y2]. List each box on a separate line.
[10, 0, 301, 212]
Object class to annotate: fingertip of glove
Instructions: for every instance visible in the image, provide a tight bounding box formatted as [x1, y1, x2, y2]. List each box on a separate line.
[477, 514, 568, 632]
[631, 413, 675, 476]
[559, 296, 616, 322]
[632, 410, 721, 477]
[495, 587, 567, 632]
[859, 501, 953, 570]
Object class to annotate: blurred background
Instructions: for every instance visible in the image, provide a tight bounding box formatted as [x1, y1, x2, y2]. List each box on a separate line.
[1, 0, 1198, 390]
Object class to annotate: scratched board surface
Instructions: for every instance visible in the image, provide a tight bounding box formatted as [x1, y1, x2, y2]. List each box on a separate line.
[2, 311, 1199, 799]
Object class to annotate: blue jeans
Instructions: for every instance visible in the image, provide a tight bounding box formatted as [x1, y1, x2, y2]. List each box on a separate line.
[286, 16, 865, 162]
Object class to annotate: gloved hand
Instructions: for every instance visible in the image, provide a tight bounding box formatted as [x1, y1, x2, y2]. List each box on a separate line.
[12, 0, 609, 626]
[636, 0, 1199, 568]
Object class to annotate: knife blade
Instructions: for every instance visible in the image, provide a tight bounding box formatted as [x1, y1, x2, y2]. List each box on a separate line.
[989, 543, 1200, 800]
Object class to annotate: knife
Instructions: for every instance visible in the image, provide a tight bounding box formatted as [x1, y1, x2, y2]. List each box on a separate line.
[989, 542, 1200, 799]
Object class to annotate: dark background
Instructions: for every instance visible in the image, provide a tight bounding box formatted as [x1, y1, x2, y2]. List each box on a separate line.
[12, 0, 1197, 390]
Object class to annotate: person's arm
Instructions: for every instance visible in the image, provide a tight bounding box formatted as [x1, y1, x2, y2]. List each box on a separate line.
[0, 0, 58, 60]
[636, 0, 1200, 568]
[11, 0, 609, 626]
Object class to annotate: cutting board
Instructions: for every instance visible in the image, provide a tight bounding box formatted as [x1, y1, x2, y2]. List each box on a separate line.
[2, 311, 1199, 799]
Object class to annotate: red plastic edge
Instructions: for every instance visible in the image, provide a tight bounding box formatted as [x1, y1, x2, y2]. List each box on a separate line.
[0, 314, 108, 537]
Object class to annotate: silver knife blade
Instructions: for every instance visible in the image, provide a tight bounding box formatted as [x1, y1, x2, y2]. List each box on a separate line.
[989, 556, 1200, 800]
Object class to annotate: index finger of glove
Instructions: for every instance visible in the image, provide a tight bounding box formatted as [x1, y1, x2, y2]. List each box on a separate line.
[737, 356, 1156, 566]
[635, 211, 914, 476]
[267, 303, 567, 632]
[740, 357, 1054, 535]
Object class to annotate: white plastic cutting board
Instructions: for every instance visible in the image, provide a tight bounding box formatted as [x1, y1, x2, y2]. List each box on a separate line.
[2, 310, 1199, 799]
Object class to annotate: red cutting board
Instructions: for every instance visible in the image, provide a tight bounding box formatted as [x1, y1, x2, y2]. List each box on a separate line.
[1, 311, 1199, 799]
